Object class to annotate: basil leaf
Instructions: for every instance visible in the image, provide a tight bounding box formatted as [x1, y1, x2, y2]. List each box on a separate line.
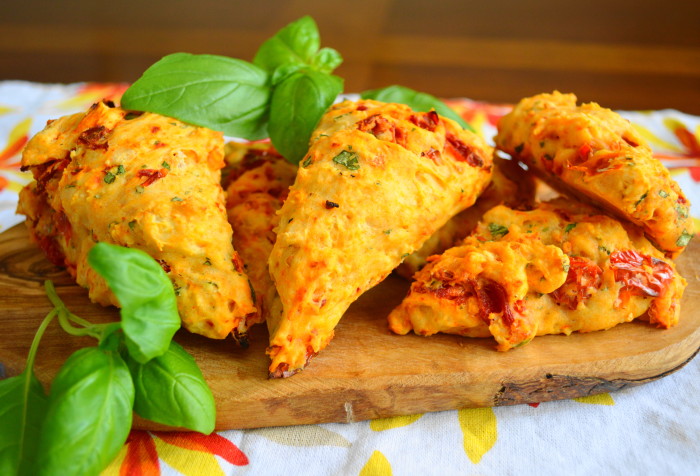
[88, 243, 179, 364]
[254, 16, 321, 72]
[269, 71, 343, 164]
[311, 47, 343, 74]
[124, 341, 216, 434]
[121, 52, 271, 140]
[0, 370, 48, 476]
[36, 347, 134, 476]
[271, 63, 306, 86]
[361, 85, 475, 132]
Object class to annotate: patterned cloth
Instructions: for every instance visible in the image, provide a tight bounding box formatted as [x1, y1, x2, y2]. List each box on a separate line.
[1, 81, 699, 475]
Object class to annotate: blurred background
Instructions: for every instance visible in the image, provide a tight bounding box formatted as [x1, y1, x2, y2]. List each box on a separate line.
[2, 0, 699, 113]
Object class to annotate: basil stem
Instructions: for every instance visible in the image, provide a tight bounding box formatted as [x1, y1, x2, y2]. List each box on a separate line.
[0, 308, 55, 476]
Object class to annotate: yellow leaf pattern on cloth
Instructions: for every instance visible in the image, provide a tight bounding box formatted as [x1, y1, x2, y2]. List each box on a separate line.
[574, 393, 615, 405]
[359, 450, 392, 476]
[633, 123, 683, 153]
[458, 407, 497, 464]
[153, 434, 225, 476]
[247, 425, 352, 447]
[369, 414, 423, 432]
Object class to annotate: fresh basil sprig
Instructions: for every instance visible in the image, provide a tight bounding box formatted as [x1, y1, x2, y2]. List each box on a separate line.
[361, 85, 475, 132]
[121, 53, 271, 140]
[88, 242, 180, 364]
[253, 15, 342, 76]
[254, 16, 344, 164]
[120, 15, 343, 165]
[268, 70, 343, 164]
[0, 245, 216, 476]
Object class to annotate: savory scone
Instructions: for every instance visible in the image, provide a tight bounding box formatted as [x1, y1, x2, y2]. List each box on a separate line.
[396, 155, 536, 278]
[224, 141, 297, 330]
[388, 198, 686, 350]
[267, 99, 494, 376]
[17, 101, 256, 340]
[494, 91, 693, 257]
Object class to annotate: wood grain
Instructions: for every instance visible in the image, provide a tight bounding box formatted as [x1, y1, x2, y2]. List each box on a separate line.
[0, 224, 698, 430]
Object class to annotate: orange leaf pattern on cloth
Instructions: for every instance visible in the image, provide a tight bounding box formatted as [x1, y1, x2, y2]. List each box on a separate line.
[155, 432, 249, 467]
[458, 407, 497, 464]
[369, 414, 423, 432]
[0, 117, 30, 168]
[664, 118, 700, 157]
[108, 430, 160, 476]
[359, 450, 393, 476]
[574, 393, 615, 405]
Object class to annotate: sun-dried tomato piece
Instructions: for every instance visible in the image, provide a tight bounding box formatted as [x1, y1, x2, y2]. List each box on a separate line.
[550, 256, 603, 310]
[609, 250, 674, 305]
[446, 133, 484, 167]
[415, 281, 472, 306]
[137, 168, 167, 186]
[474, 279, 517, 326]
[357, 114, 401, 144]
[409, 110, 440, 132]
[77, 126, 110, 150]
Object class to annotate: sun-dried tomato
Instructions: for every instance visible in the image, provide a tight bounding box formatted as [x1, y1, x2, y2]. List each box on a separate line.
[569, 143, 624, 175]
[357, 114, 400, 143]
[137, 168, 167, 186]
[77, 126, 109, 150]
[421, 147, 441, 164]
[550, 256, 603, 310]
[474, 279, 517, 326]
[609, 250, 674, 305]
[415, 281, 472, 306]
[446, 134, 484, 167]
[409, 110, 440, 132]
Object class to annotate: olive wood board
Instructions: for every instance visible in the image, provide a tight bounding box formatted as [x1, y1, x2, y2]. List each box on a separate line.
[0, 223, 698, 431]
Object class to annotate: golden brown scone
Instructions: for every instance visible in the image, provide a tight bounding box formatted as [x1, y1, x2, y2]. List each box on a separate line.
[224, 141, 297, 331]
[267, 99, 494, 376]
[17, 101, 256, 340]
[388, 198, 686, 350]
[494, 91, 693, 257]
[396, 155, 535, 278]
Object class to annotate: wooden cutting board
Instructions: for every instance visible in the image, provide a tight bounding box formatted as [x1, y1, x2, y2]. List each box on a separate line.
[1, 223, 699, 430]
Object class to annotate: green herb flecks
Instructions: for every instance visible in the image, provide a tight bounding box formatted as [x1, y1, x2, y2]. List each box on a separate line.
[333, 149, 360, 170]
[635, 191, 648, 208]
[675, 204, 689, 219]
[676, 230, 694, 247]
[488, 223, 509, 239]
